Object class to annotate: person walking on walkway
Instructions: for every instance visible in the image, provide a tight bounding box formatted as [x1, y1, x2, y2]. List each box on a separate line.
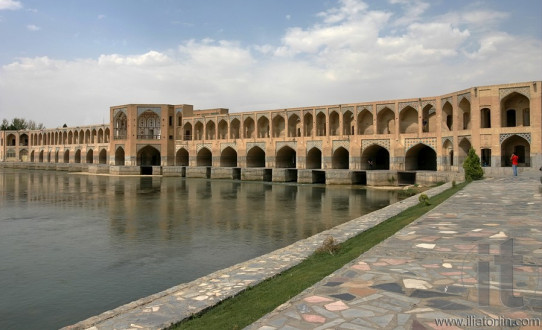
[511, 152, 519, 176]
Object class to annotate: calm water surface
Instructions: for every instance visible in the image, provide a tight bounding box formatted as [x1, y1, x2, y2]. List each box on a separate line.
[0, 168, 401, 329]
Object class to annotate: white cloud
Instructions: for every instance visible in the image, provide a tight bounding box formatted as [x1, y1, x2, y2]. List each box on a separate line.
[26, 24, 41, 31]
[98, 14, 106, 20]
[0, 0, 22, 10]
[0, 0, 540, 128]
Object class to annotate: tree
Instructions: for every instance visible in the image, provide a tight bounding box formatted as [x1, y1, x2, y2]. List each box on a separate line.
[0, 118, 45, 130]
[463, 148, 484, 181]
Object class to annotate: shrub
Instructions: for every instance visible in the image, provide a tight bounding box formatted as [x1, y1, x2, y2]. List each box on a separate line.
[418, 193, 430, 206]
[315, 236, 341, 255]
[463, 148, 484, 181]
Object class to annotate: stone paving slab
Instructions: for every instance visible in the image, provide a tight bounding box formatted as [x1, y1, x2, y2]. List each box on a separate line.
[63, 183, 453, 330]
[248, 174, 542, 330]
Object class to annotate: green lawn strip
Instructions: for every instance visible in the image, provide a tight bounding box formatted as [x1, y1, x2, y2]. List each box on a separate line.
[171, 182, 467, 330]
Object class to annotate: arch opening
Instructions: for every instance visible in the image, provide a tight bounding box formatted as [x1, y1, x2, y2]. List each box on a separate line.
[276, 146, 296, 168]
[442, 140, 453, 167]
[332, 147, 349, 169]
[306, 148, 322, 169]
[357, 110, 373, 135]
[304, 113, 313, 137]
[196, 148, 212, 166]
[115, 147, 125, 166]
[329, 112, 339, 136]
[501, 135, 530, 167]
[63, 150, 70, 163]
[405, 144, 437, 171]
[220, 147, 237, 167]
[458, 138, 472, 165]
[246, 147, 265, 168]
[86, 149, 94, 164]
[244, 117, 255, 138]
[175, 148, 188, 166]
[99, 149, 107, 164]
[137, 146, 160, 166]
[481, 108, 491, 128]
[361, 145, 390, 170]
[501, 92, 529, 128]
[230, 119, 240, 139]
[272, 115, 285, 138]
[399, 106, 418, 133]
[377, 108, 395, 134]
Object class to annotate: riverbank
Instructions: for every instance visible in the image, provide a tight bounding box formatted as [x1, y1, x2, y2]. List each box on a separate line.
[63, 180, 457, 329]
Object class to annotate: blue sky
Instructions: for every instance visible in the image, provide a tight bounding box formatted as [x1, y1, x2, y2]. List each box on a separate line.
[1, 0, 541, 128]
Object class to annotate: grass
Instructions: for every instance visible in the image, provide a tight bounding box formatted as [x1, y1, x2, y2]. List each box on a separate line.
[170, 181, 467, 330]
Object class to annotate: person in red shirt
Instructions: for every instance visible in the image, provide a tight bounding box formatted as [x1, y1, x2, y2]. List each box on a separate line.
[510, 152, 519, 176]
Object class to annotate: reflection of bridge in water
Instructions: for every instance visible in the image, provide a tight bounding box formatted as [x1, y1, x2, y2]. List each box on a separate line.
[0, 167, 404, 329]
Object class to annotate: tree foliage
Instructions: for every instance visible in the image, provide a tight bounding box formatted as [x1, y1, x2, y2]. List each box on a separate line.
[463, 147, 484, 181]
[0, 118, 45, 130]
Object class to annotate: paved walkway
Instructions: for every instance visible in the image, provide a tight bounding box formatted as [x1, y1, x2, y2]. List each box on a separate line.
[249, 174, 542, 329]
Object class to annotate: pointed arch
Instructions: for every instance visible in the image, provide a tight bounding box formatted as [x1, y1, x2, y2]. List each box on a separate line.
[442, 102, 453, 131]
[332, 147, 349, 169]
[175, 148, 188, 166]
[276, 146, 296, 168]
[501, 135, 530, 167]
[361, 145, 390, 170]
[86, 149, 94, 163]
[246, 146, 265, 167]
[220, 147, 237, 167]
[399, 106, 418, 133]
[183, 122, 193, 140]
[218, 119, 228, 140]
[272, 115, 285, 138]
[329, 111, 339, 136]
[194, 121, 204, 140]
[357, 109, 373, 135]
[196, 147, 212, 166]
[405, 143, 436, 171]
[243, 117, 255, 138]
[74, 149, 81, 163]
[377, 108, 395, 134]
[343, 110, 354, 135]
[257, 116, 270, 138]
[306, 147, 322, 169]
[205, 120, 216, 140]
[303, 112, 313, 137]
[288, 114, 301, 137]
[64, 150, 70, 163]
[501, 92, 529, 128]
[459, 98, 471, 130]
[442, 139, 453, 166]
[98, 128, 104, 143]
[230, 118, 240, 139]
[115, 147, 125, 165]
[114, 111, 127, 139]
[137, 145, 160, 166]
[458, 138, 471, 165]
[99, 149, 107, 164]
[316, 112, 326, 136]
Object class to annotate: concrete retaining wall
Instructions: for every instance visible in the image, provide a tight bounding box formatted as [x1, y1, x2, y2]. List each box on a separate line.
[186, 166, 210, 178]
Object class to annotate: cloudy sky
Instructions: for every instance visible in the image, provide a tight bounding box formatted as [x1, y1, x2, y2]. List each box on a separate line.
[0, 0, 541, 128]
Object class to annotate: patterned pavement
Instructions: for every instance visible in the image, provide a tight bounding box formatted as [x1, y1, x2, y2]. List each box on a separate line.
[248, 174, 542, 329]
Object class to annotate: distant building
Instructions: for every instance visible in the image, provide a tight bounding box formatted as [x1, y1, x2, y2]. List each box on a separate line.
[1, 81, 540, 182]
